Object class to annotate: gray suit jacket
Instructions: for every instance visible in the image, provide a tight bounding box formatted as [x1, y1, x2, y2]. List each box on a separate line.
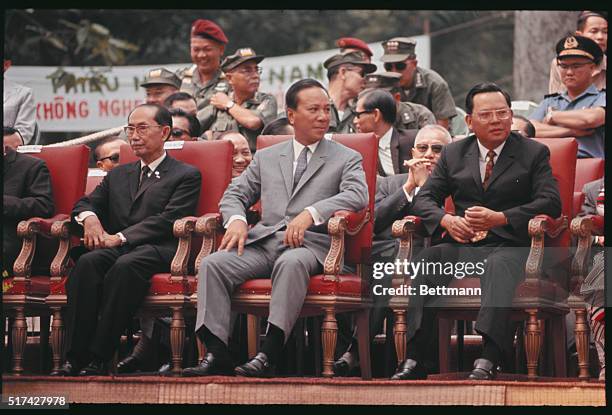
[579, 177, 604, 217]
[3, 79, 36, 145]
[220, 137, 369, 265]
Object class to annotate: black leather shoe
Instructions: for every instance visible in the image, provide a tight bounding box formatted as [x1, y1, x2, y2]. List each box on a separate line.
[182, 353, 234, 377]
[79, 358, 108, 376]
[333, 351, 359, 377]
[116, 355, 142, 374]
[391, 359, 427, 380]
[51, 360, 81, 376]
[234, 352, 275, 377]
[468, 358, 497, 380]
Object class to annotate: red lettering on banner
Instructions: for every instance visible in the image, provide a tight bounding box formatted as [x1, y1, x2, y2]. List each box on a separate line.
[79, 101, 89, 117]
[66, 101, 77, 119]
[99, 100, 109, 117]
[43, 102, 54, 120]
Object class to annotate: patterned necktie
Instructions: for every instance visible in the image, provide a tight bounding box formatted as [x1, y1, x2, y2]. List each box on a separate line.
[293, 147, 310, 191]
[138, 165, 151, 190]
[482, 150, 496, 190]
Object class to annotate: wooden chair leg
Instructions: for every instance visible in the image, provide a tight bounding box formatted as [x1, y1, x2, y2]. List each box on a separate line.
[246, 314, 260, 358]
[39, 314, 51, 373]
[321, 307, 338, 378]
[524, 309, 542, 379]
[574, 307, 590, 380]
[50, 307, 65, 374]
[393, 308, 407, 366]
[355, 308, 371, 380]
[12, 307, 27, 375]
[438, 318, 452, 373]
[170, 307, 185, 375]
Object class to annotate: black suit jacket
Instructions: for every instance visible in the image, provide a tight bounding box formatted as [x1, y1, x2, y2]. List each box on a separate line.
[390, 128, 418, 175]
[412, 133, 562, 244]
[3, 149, 55, 272]
[72, 155, 201, 261]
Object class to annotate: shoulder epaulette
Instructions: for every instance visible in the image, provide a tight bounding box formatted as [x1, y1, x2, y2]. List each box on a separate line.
[543, 92, 560, 98]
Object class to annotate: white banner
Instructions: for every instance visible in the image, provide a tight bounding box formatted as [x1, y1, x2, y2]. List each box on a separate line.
[5, 36, 430, 132]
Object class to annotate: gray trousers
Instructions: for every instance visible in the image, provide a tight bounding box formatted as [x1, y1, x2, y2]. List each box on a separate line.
[195, 231, 322, 345]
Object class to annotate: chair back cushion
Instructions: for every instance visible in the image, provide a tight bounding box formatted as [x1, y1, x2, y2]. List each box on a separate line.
[575, 157, 604, 193]
[257, 134, 377, 264]
[21, 145, 89, 214]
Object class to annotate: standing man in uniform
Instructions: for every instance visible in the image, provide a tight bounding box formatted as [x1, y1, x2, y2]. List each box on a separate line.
[140, 68, 181, 107]
[201, 48, 278, 152]
[177, 19, 230, 113]
[364, 72, 436, 131]
[324, 51, 377, 133]
[530, 35, 605, 159]
[381, 37, 456, 129]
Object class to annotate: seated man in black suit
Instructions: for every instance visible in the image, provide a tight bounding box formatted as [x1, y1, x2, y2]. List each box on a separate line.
[333, 124, 452, 375]
[392, 82, 561, 380]
[3, 127, 54, 277]
[353, 88, 418, 176]
[53, 104, 201, 376]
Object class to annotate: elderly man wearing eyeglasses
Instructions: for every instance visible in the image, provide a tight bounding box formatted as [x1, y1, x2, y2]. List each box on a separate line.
[199, 48, 278, 153]
[381, 37, 456, 130]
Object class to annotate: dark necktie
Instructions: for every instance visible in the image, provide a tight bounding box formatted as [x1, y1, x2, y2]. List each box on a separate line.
[482, 150, 496, 190]
[293, 147, 309, 191]
[138, 165, 151, 190]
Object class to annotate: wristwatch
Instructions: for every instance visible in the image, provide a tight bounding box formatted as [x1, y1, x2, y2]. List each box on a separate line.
[226, 100, 235, 111]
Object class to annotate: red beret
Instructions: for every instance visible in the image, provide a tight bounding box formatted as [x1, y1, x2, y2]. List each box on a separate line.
[191, 19, 228, 45]
[336, 37, 372, 57]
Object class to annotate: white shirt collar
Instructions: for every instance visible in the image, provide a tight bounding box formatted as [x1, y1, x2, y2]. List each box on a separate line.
[379, 127, 393, 150]
[140, 151, 167, 171]
[476, 139, 505, 161]
[292, 138, 320, 160]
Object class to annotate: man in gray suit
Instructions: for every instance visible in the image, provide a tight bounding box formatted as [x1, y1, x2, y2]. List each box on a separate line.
[182, 79, 369, 377]
[3, 58, 36, 144]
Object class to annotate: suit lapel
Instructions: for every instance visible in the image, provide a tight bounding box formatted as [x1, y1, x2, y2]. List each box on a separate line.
[127, 162, 140, 201]
[390, 128, 400, 174]
[279, 140, 294, 197]
[133, 156, 173, 202]
[466, 137, 483, 190]
[291, 138, 328, 197]
[485, 134, 516, 190]
[4, 149, 17, 174]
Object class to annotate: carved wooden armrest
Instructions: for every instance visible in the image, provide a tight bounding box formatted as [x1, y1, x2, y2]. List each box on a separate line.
[194, 213, 223, 271]
[525, 214, 568, 281]
[323, 214, 349, 277]
[570, 215, 603, 291]
[49, 217, 77, 279]
[389, 215, 423, 285]
[332, 209, 369, 236]
[169, 216, 198, 277]
[14, 214, 68, 279]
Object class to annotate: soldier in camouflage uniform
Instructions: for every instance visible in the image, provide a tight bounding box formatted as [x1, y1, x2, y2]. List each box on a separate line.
[176, 19, 230, 113]
[324, 51, 377, 133]
[363, 71, 436, 131]
[201, 48, 278, 153]
[381, 37, 456, 129]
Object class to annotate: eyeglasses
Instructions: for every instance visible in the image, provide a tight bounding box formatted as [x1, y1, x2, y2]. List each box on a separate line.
[98, 154, 120, 163]
[414, 144, 443, 154]
[124, 124, 164, 136]
[474, 109, 512, 123]
[171, 128, 190, 138]
[354, 109, 374, 118]
[557, 62, 592, 71]
[384, 62, 408, 71]
[234, 66, 263, 76]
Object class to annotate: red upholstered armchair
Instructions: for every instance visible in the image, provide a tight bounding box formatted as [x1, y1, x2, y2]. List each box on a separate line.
[573, 158, 604, 217]
[206, 133, 378, 379]
[390, 137, 577, 379]
[4, 145, 89, 375]
[570, 204, 604, 379]
[46, 140, 233, 375]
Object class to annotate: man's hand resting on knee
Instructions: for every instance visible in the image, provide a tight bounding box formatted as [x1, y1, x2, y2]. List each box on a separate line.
[219, 219, 249, 255]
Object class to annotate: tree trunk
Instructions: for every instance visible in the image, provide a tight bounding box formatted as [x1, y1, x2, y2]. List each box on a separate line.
[513, 11, 576, 102]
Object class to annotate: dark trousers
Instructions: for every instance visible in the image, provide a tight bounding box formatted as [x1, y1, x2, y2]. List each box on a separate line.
[405, 238, 528, 360]
[65, 244, 168, 362]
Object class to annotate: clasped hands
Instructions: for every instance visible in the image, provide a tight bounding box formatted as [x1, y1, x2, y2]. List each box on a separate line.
[82, 216, 123, 250]
[219, 210, 314, 256]
[441, 207, 507, 244]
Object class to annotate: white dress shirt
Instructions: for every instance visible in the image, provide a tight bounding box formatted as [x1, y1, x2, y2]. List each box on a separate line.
[378, 127, 395, 177]
[476, 139, 506, 182]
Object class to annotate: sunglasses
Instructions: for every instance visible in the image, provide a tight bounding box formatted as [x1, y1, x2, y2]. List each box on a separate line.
[171, 128, 190, 138]
[384, 62, 407, 71]
[98, 154, 120, 163]
[414, 144, 443, 154]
